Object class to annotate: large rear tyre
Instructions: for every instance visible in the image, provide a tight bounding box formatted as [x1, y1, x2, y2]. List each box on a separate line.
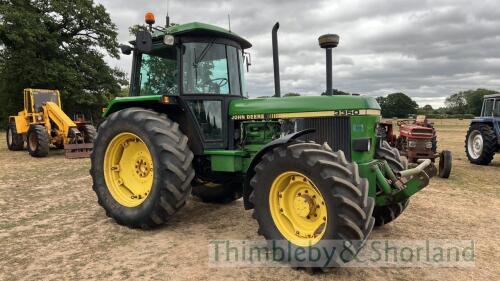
[90, 108, 195, 229]
[374, 140, 410, 227]
[250, 142, 374, 267]
[192, 178, 242, 204]
[438, 150, 452, 178]
[465, 124, 496, 165]
[6, 124, 24, 151]
[78, 124, 97, 143]
[27, 125, 50, 157]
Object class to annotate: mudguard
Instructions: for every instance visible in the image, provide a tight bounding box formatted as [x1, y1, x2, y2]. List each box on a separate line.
[242, 129, 315, 209]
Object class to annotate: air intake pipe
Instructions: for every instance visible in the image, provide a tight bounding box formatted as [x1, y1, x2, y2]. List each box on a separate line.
[318, 34, 340, 95]
[272, 22, 281, 98]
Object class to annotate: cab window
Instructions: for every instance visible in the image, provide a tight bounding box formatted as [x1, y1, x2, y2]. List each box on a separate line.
[138, 47, 178, 96]
[182, 42, 242, 95]
[482, 99, 494, 116]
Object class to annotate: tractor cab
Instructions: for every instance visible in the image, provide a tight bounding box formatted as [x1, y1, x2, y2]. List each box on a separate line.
[123, 19, 251, 150]
[24, 89, 61, 114]
[480, 94, 500, 118]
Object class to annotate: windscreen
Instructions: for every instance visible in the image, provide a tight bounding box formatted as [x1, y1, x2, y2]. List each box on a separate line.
[493, 99, 500, 117]
[32, 91, 59, 112]
[483, 99, 494, 117]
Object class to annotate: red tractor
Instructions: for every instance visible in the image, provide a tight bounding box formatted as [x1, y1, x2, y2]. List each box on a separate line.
[379, 115, 452, 178]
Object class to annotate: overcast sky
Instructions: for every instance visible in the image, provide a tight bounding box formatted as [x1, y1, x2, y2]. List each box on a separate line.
[96, 0, 500, 108]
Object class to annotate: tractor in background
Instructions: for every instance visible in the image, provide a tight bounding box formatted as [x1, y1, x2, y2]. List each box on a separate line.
[465, 93, 500, 165]
[379, 115, 452, 178]
[89, 13, 439, 269]
[6, 88, 96, 158]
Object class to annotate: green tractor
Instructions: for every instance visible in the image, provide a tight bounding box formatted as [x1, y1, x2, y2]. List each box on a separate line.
[90, 14, 437, 267]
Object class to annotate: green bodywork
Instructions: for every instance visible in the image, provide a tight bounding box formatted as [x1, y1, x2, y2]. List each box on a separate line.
[229, 95, 380, 115]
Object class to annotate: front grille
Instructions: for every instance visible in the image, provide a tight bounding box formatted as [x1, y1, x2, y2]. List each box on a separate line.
[296, 117, 352, 160]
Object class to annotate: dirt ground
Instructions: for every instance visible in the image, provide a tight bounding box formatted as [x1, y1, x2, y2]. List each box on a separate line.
[0, 119, 498, 280]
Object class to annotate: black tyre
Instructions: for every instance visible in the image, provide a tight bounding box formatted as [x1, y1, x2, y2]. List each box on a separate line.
[27, 125, 50, 157]
[192, 178, 242, 204]
[374, 140, 409, 227]
[250, 142, 374, 267]
[6, 124, 24, 151]
[78, 124, 97, 143]
[90, 108, 195, 229]
[438, 150, 452, 178]
[372, 200, 409, 227]
[376, 140, 407, 171]
[465, 123, 496, 165]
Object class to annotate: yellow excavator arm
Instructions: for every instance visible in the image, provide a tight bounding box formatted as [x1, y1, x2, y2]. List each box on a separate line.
[43, 101, 78, 142]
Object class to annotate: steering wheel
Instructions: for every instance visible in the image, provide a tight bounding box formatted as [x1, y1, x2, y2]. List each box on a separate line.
[210, 78, 228, 88]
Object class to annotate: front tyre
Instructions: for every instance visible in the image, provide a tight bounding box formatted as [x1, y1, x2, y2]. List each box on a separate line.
[27, 125, 50, 157]
[438, 150, 452, 178]
[250, 142, 374, 267]
[90, 108, 195, 229]
[374, 140, 410, 227]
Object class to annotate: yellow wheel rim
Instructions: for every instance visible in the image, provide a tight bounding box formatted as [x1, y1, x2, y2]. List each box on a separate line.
[104, 132, 154, 207]
[269, 172, 327, 247]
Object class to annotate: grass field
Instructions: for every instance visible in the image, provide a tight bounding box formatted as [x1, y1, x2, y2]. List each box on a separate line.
[0, 119, 498, 280]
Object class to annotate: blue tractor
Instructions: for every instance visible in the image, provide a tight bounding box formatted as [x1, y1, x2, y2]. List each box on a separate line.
[465, 94, 500, 165]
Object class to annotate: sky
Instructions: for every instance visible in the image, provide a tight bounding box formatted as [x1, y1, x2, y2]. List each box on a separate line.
[95, 0, 500, 108]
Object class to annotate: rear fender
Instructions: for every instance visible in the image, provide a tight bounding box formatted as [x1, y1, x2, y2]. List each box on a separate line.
[103, 97, 204, 155]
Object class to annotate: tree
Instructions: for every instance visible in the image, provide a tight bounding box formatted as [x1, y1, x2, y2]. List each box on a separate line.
[0, 0, 127, 124]
[445, 92, 467, 114]
[417, 104, 434, 115]
[376, 93, 418, 118]
[321, 89, 350, 96]
[283, 92, 300, 97]
[463, 89, 498, 116]
[444, 89, 498, 115]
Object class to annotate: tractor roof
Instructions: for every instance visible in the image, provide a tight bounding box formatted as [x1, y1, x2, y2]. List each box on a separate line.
[151, 22, 252, 49]
[484, 93, 500, 99]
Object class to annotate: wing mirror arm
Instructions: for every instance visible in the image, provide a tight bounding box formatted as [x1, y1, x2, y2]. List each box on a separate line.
[244, 52, 252, 72]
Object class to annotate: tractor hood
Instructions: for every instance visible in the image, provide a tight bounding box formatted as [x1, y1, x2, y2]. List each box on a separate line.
[229, 95, 381, 120]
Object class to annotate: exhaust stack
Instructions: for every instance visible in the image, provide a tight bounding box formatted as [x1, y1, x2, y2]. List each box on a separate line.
[272, 22, 281, 98]
[318, 34, 339, 95]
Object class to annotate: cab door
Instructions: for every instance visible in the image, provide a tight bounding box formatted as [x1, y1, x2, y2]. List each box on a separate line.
[180, 40, 245, 150]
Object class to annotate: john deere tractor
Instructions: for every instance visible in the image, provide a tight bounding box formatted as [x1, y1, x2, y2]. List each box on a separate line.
[6, 88, 96, 158]
[90, 14, 437, 267]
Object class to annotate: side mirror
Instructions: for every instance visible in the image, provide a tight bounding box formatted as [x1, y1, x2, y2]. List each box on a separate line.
[244, 52, 252, 72]
[119, 44, 133, 55]
[136, 30, 153, 53]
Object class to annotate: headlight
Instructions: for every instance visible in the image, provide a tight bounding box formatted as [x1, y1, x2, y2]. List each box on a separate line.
[408, 140, 417, 148]
[36, 116, 43, 121]
[163, 35, 175, 45]
[425, 141, 433, 149]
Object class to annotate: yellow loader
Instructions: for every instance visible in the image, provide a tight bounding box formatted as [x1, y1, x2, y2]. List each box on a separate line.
[6, 88, 96, 158]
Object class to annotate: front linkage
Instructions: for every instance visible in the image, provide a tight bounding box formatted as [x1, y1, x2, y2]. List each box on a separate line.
[374, 158, 437, 206]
